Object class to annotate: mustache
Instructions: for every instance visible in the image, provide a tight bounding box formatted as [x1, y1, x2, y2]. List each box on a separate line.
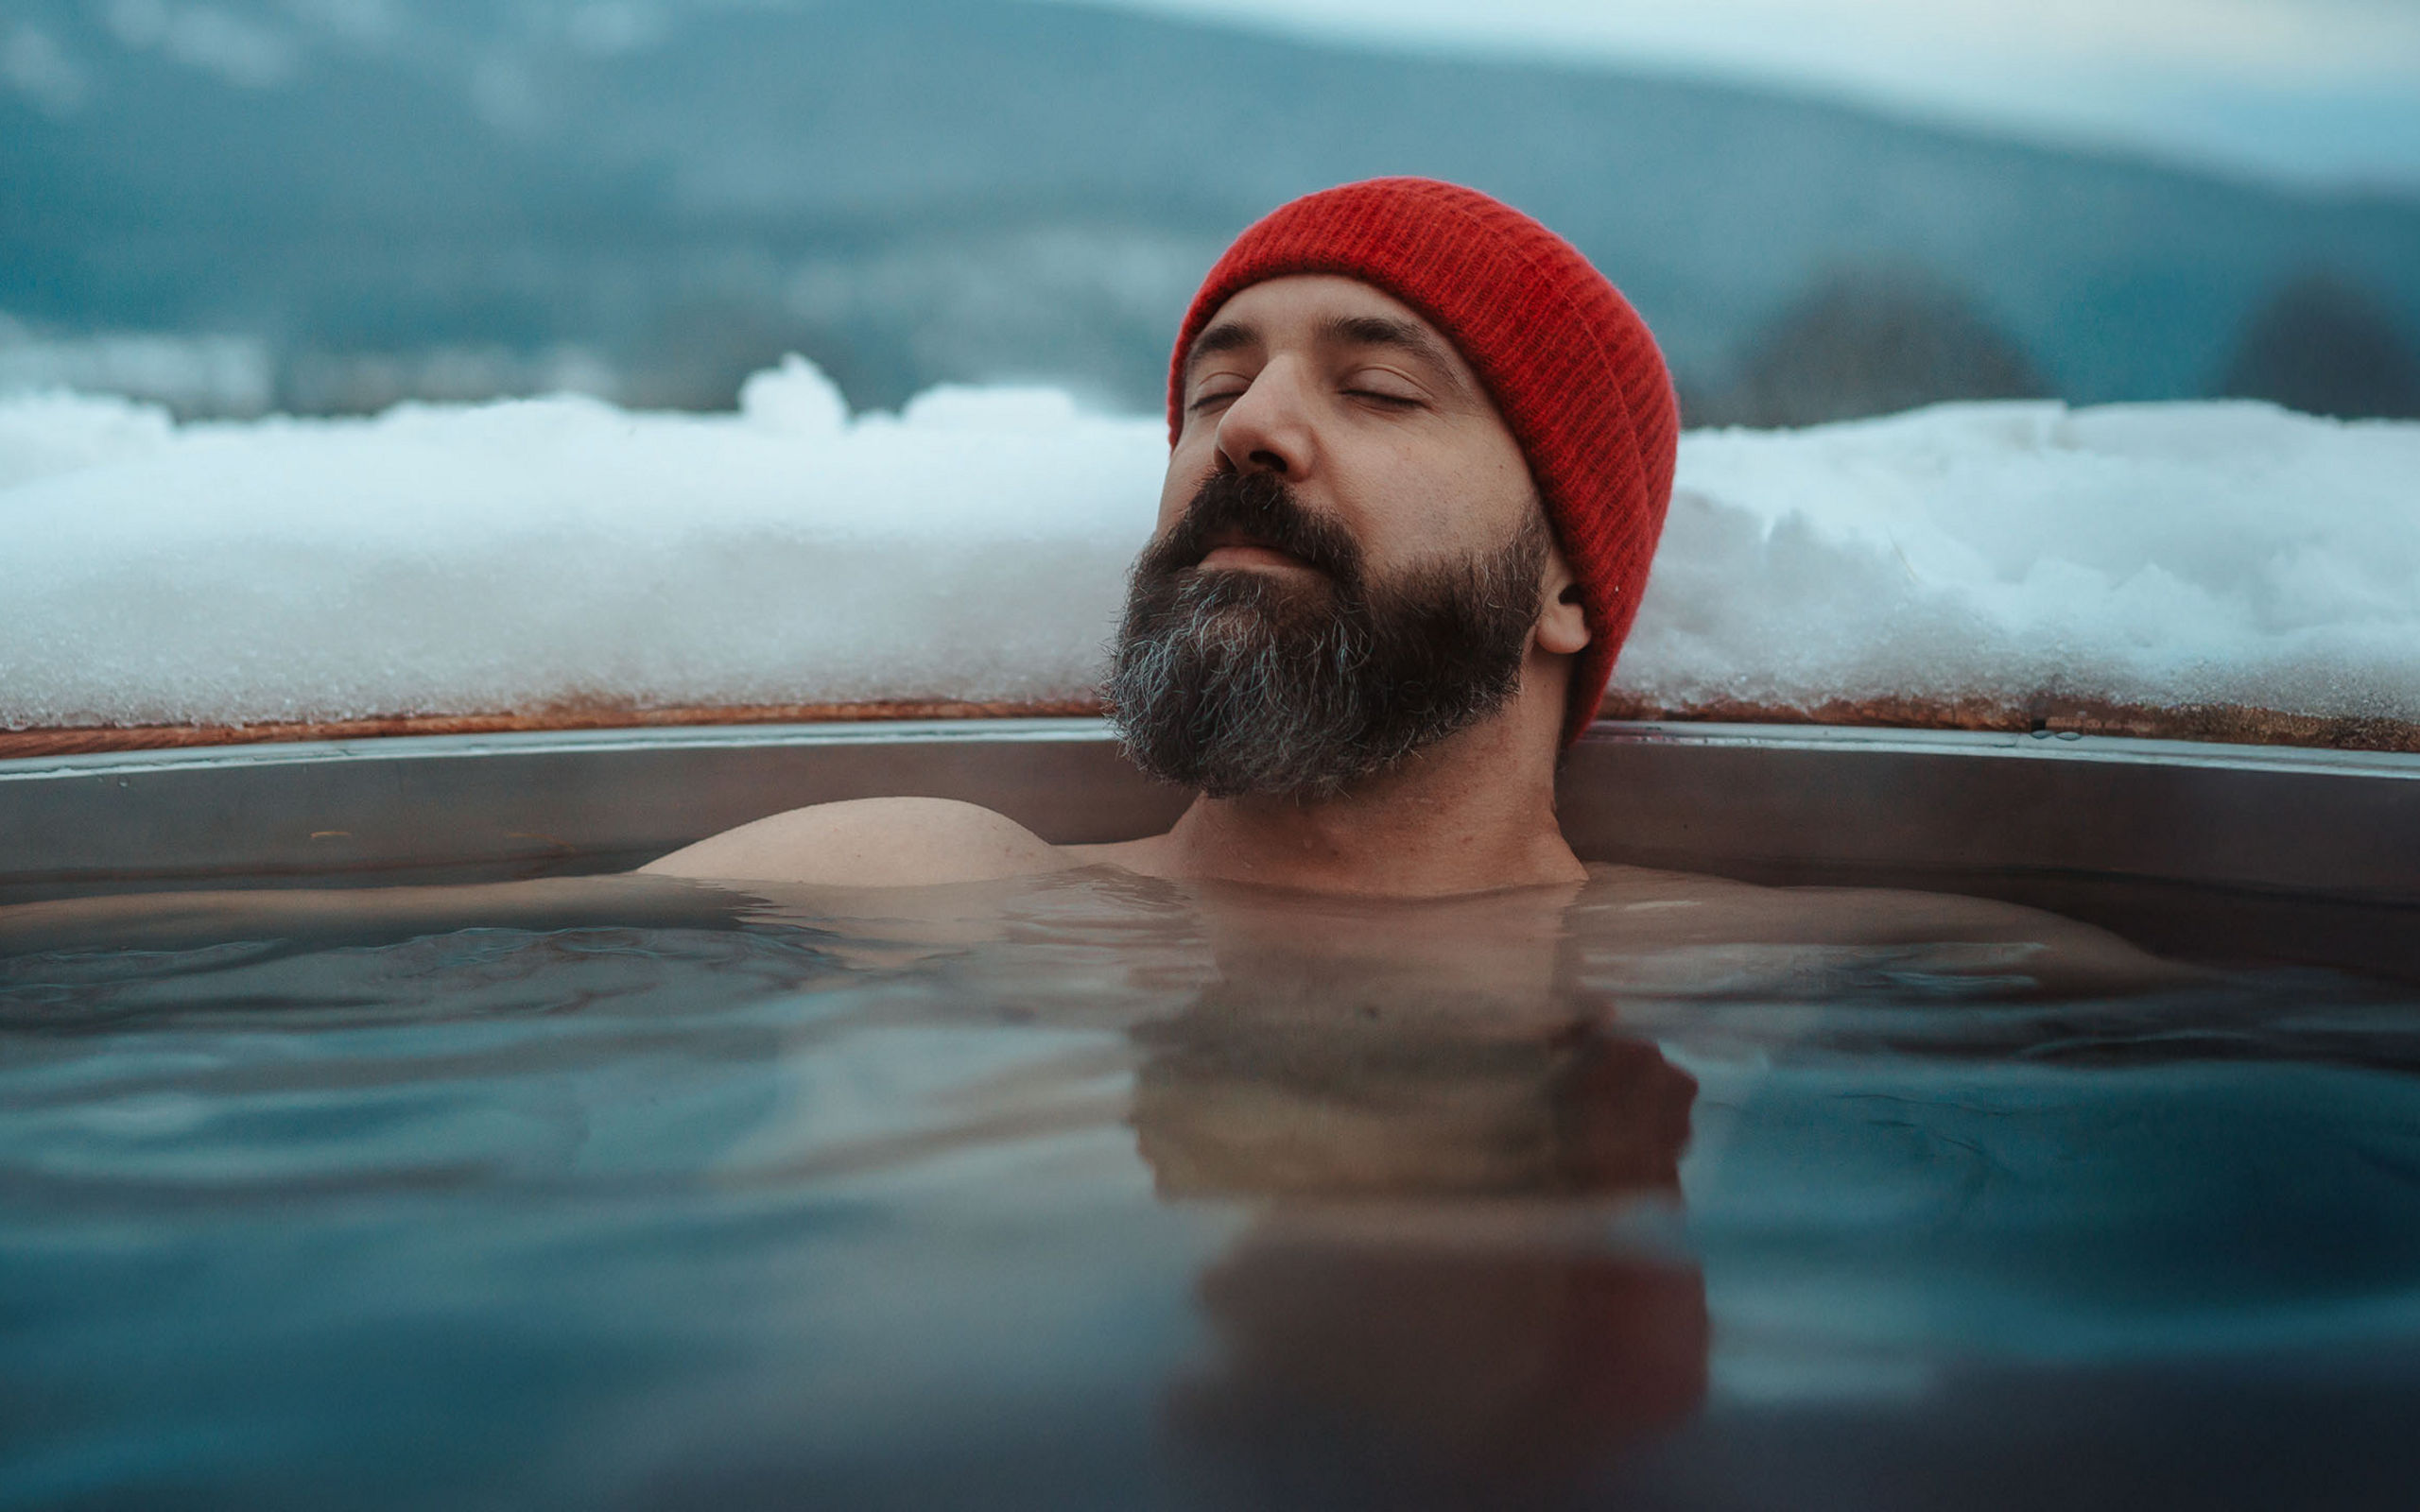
[1138, 471, 1366, 590]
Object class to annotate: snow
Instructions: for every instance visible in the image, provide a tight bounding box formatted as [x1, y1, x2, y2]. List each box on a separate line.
[0, 362, 1158, 727]
[1634, 402, 2420, 720]
[2, 360, 2416, 731]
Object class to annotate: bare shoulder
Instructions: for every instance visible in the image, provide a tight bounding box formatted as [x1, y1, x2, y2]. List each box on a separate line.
[637, 797, 1075, 887]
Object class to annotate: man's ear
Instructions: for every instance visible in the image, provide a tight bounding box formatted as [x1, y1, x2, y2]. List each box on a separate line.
[1535, 541, 1593, 657]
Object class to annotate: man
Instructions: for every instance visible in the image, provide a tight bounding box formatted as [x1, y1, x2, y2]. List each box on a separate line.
[648, 177, 1677, 897]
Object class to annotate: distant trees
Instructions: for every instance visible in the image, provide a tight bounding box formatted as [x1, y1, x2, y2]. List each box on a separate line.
[1686, 267, 2050, 429]
[2216, 272, 2420, 421]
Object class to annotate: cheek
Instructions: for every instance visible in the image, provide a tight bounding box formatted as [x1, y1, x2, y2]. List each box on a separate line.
[1342, 446, 1496, 559]
[1462, 432, 1542, 522]
[1432, 443, 1543, 546]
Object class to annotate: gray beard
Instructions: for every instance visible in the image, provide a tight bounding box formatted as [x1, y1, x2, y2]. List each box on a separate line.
[1104, 513, 1549, 799]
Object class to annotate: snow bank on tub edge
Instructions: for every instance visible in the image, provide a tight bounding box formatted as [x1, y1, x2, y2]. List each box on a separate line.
[3, 357, 2416, 731]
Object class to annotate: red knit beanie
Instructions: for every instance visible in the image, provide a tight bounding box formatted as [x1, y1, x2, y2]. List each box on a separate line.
[1168, 178, 1678, 742]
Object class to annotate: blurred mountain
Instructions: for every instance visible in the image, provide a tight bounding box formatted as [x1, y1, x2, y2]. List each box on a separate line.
[6, 0, 2420, 419]
[1686, 268, 2051, 427]
[2217, 272, 2420, 420]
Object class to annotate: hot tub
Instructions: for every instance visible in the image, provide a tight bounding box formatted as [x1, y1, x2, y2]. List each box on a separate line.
[5, 719, 2419, 1510]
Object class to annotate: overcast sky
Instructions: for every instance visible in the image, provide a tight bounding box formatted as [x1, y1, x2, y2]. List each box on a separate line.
[1053, 0, 2420, 191]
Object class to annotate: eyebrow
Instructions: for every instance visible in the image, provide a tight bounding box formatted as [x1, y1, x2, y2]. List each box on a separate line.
[1318, 313, 1466, 393]
[1183, 319, 1261, 379]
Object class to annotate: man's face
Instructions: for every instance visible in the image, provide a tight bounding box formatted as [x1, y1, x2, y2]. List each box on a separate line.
[1105, 276, 1563, 798]
[1160, 274, 1544, 582]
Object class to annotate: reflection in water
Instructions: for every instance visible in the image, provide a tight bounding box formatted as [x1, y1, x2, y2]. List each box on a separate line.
[11, 868, 2420, 1508]
[1129, 885, 1707, 1503]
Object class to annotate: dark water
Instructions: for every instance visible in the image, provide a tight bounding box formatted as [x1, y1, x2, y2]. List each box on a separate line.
[5, 867, 2420, 1510]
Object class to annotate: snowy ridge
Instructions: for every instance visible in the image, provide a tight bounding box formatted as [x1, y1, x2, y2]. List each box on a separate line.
[3, 361, 2416, 730]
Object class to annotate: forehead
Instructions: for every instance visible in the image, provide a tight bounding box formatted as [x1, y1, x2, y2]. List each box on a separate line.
[1200, 273, 1429, 333]
[1187, 275, 1480, 385]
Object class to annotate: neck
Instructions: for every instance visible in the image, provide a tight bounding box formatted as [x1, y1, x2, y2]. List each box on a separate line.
[1155, 651, 1583, 897]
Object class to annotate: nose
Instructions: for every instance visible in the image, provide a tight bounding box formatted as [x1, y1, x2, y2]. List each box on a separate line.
[1213, 358, 1315, 480]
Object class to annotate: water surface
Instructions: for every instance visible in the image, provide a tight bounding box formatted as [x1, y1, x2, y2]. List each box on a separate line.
[6, 867, 2419, 1509]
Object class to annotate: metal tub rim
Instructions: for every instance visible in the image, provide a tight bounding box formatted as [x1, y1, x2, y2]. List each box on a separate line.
[4, 719, 2415, 977]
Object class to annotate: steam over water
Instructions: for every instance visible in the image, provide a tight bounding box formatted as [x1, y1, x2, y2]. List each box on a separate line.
[7, 868, 2420, 1507]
